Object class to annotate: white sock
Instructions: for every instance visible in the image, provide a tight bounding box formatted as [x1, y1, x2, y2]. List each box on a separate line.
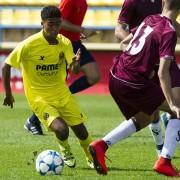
[149, 119, 164, 146]
[103, 119, 136, 147]
[161, 119, 180, 159]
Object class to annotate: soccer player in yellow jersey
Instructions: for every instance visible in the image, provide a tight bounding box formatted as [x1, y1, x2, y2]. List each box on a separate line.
[2, 6, 94, 169]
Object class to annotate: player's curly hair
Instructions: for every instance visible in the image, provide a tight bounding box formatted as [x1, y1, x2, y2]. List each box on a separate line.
[167, 0, 180, 11]
[41, 6, 61, 20]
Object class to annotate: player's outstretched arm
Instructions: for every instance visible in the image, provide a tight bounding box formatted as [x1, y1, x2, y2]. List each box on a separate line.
[70, 48, 81, 74]
[61, 19, 84, 33]
[2, 63, 15, 108]
[61, 19, 97, 39]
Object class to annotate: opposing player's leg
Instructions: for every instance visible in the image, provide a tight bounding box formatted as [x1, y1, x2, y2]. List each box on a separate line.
[148, 111, 164, 156]
[69, 42, 100, 94]
[71, 123, 94, 169]
[153, 117, 180, 177]
[69, 62, 100, 94]
[50, 118, 76, 168]
[89, 112, 154, 175]
[154, 88, 180, 177]
[161, 112, 171, 129]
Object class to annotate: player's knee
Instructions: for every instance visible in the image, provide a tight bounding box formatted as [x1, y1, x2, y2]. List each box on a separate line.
[77, 130, 88, 140]
[50, 119, 69, 140]
[54, 127, 69, 141]
[71, 124, 88, 140]
[86, 72, 100, 85]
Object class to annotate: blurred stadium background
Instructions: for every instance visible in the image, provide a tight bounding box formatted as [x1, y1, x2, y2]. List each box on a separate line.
[0, 0, 180, 94]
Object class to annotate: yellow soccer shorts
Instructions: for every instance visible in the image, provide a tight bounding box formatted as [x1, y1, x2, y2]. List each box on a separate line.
[31, 95, 87, 130]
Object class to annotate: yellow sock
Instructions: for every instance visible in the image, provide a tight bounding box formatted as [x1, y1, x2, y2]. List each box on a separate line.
[56, 138, 71, 156]
[78, 135, 93, 161]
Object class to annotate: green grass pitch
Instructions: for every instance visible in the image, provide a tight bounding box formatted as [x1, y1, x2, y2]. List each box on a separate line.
[0, 94, 179, 180]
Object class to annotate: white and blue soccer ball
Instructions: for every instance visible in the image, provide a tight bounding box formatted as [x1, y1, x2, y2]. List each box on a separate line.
[35, 150, 64, 176]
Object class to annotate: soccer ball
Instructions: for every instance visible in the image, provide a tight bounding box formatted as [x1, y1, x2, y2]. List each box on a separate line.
[35, 150, 64, 175]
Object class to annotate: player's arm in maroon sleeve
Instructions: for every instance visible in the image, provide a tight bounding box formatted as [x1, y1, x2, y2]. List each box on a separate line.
[115, 0, 135, 41]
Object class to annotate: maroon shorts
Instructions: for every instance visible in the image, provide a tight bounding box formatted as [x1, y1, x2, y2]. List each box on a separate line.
[109, 71, 165, 119]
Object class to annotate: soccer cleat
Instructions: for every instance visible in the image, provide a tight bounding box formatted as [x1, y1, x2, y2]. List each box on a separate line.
[153, 157, 180, 177]
[24, 118, 44, 135]
[62, 150, 76, 168]
[89, 139, 108, 175]
[161, 112, 170, 129]
[86, 158, 94, 169]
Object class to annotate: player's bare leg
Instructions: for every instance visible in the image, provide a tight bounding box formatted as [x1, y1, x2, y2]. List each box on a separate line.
[71, 123, 94, 169]
[50, 118, 76, 168]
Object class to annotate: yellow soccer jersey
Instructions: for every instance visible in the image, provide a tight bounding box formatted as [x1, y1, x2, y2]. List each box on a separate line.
[6, 30, 74, 105]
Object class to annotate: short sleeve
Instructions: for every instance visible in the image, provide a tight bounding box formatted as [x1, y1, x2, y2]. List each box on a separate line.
[159, 31, 177, 60]
[63, 39, 74, 66]
[118, 0, 136, 25]
[5, 42, 25, 69]
[59, 0, 74, 19]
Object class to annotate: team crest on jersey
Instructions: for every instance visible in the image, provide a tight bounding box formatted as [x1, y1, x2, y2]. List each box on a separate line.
[43, 113, 49, 120]
[59, 52, 65, 65]
[59, 52, 65, 60]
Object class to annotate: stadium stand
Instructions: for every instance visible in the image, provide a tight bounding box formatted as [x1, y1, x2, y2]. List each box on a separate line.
[0, 0, 179, 94]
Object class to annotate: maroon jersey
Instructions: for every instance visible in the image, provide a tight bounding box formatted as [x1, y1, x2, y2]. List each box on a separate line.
[112, 15, 177, 87]
[118, 0, 162, 30]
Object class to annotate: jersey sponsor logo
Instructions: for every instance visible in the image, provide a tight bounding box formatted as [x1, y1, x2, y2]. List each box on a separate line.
[59, 52, 64, 60]
[36, 63, 60, 76]
[39, 56, 45, 60]
[36, 64, 59, 71]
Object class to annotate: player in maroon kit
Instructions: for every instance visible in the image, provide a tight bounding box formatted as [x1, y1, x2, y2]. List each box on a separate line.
[24, 0, 100, 135]
[115, 0, 167, 156]
[115, 0, 162, 41]
[89, 0, 180, 177]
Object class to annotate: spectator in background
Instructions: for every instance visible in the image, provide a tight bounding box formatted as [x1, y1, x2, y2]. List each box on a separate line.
[89, 0, 180, 176]
[24, 0, 100, 135]
[115, 0, 166, 156]
[2, 6, 94, 169]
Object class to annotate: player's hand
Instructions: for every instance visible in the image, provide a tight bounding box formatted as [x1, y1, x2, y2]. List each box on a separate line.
[170, 104, 180, 118]
[71, 49, 81, 74]
[72, 48, 81, 63]
[3, 95, 15, 108]
[80, 29, 98, 39]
